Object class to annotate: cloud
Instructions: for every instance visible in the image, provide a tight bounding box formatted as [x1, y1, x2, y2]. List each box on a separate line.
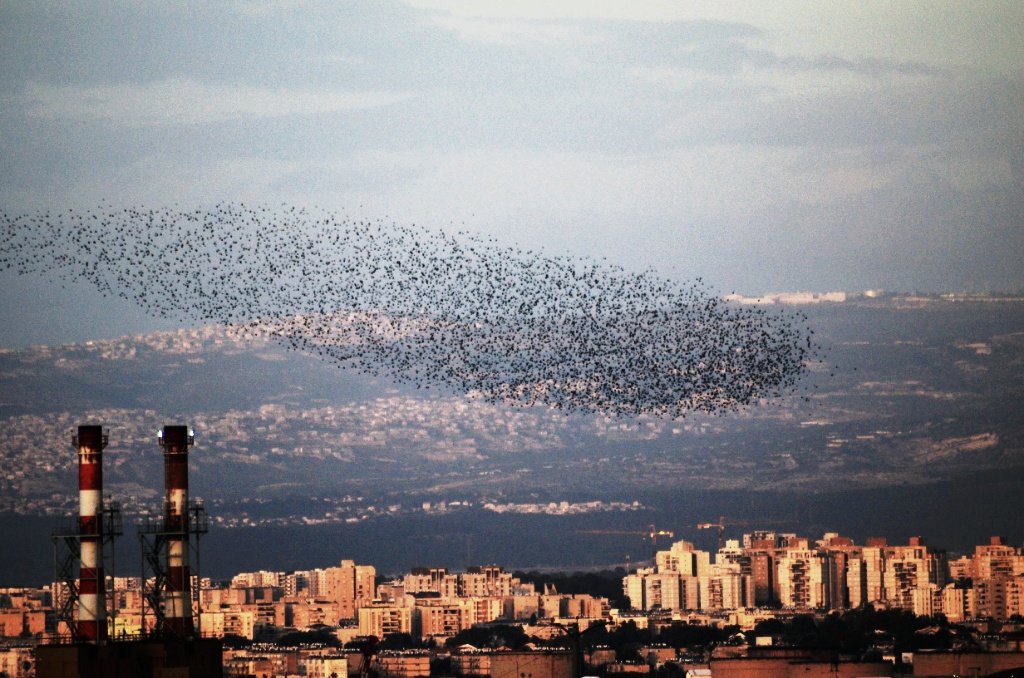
[406, 1, 1023, 78]
[414, 1, 760, 49]
[13, 79, 414, 126]
[405, 0, 708, 22]
[775, 54, 940, 78]
[431, 15, 607, 46]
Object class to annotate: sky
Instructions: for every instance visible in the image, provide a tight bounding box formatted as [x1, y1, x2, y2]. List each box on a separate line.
[1, 0, 1023, 347]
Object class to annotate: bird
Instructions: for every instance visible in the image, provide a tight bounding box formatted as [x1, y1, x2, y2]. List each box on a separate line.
[0, 203, 816, 418]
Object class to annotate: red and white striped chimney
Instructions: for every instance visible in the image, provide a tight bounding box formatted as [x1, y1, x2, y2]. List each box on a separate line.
[76, 425, 106, 643]
[159, 425, 194, 638]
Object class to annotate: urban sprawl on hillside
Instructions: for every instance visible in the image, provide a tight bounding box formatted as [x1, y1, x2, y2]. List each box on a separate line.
[5, 531, 1024, 676]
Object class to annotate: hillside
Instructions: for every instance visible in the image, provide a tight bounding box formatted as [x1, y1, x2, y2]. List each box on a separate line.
[2, 296, 1023, 582]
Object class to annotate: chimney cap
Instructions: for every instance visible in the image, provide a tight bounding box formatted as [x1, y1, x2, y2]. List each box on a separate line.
[73, 424, 107, 449]
[159, 425, 194, 448]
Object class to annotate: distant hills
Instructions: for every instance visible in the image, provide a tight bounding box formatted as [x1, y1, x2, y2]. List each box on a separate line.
[726, 290, 1024, 305]
[2, 295, 1023, 583]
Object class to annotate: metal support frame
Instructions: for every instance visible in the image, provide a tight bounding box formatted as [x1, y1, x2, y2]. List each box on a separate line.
[137, 499, 208, 638]
[50, 500, 123, 643]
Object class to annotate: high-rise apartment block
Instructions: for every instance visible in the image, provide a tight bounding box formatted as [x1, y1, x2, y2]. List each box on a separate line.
[358, 603, 413, 638]
[326, 560, 377, 621]
[624, 533, 963, 616]
[403, 567, 459, 598]
[776, 549, 832, 609]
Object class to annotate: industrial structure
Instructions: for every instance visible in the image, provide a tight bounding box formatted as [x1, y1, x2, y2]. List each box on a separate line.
[36, 424, 221, 678]
[138, 425, 208, 639]
[51, 425, 123, 644]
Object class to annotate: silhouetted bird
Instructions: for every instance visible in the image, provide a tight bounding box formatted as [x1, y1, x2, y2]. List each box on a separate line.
[1, 204, 815, 417]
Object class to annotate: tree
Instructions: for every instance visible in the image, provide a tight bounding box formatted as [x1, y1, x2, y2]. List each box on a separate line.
[447, 624, 530, 650]
[277, 629, 341, 647]
[221, 633, 251, 648]
[657, 621, 729, 649]
[379, 633, 420, 651]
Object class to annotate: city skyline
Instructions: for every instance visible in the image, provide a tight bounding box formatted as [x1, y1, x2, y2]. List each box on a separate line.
[7, 528, 1024, 633]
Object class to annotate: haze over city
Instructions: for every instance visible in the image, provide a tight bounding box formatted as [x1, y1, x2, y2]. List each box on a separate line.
[1, 4, 1024, 677]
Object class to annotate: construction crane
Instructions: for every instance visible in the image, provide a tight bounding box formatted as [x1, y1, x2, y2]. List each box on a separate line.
[697, 516, 782, 551]
[576, 524, 675, 560]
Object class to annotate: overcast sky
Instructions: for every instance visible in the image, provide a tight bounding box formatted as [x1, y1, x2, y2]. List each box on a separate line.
[1, 1, 1023, 347]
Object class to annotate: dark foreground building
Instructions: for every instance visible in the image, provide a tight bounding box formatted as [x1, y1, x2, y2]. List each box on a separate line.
[36, 638, 222, 678]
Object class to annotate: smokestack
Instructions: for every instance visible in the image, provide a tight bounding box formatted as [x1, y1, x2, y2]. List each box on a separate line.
[159, 425, 194, 638]
[76, 425, 107, 643]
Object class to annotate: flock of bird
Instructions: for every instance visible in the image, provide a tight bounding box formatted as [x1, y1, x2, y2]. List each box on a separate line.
[1, 204, 814, 417]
